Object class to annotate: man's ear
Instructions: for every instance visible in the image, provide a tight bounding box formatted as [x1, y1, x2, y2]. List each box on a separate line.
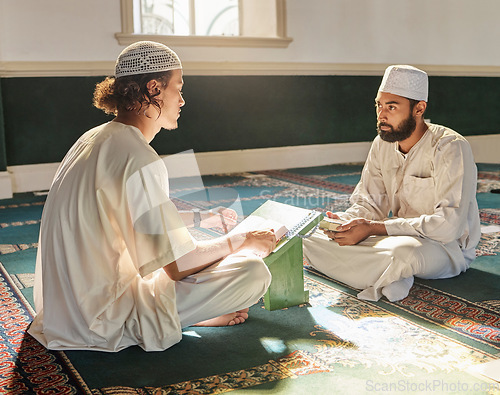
[414, 101, 427, 117]
[146, 79, 160, 95]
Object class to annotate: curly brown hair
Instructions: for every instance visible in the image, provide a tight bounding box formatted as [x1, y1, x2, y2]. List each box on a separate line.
[93, 71, 173, 116]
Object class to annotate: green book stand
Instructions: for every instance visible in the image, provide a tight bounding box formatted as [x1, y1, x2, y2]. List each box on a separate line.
[237, 200, 323, 311]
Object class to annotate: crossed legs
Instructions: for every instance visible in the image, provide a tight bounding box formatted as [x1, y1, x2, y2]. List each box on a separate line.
[175, 251, 272, 327]
[303, 231, 466, 301]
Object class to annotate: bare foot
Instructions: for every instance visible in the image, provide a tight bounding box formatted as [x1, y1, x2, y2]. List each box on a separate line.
[193, 308, 249, 327]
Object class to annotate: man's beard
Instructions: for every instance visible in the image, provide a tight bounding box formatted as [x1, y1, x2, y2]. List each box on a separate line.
[377, 114, 416, 142]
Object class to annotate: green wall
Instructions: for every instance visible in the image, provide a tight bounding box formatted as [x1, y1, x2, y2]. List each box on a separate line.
[0, 82, 7, 171]
[1, 75, 499, 167]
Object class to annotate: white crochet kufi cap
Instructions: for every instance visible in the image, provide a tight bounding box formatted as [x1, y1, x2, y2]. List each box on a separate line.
[378, 65, 428, 102]
[115, 41, 182, 78]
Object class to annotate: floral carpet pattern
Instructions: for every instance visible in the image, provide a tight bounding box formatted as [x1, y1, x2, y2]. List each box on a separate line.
[0, 163, 499, 394]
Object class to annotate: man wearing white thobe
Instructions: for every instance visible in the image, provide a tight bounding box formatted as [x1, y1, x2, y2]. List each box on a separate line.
[303, 65, 481, 302]
[28, 42, 275, 352]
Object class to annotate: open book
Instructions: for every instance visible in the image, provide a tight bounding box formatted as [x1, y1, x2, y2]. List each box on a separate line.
[231, 215, 289, 240]
[231, 200, 323, 310]
[230, 200, 323, 253]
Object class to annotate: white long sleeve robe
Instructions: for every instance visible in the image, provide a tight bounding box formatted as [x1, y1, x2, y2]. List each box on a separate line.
[341, 123, 480, 265]
[29, 122, 195, 352]
[304, 124, 481, 301]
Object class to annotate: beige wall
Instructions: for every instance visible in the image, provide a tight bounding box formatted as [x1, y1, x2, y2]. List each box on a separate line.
[1, 0, 500, 68]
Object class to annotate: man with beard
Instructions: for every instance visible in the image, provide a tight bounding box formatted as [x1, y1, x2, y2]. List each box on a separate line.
[303, 65, 480, 302]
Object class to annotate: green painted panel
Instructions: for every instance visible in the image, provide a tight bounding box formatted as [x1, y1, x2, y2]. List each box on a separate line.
[151, 75, 380, 154]
[0, 81, 7, 171]
[1, 75, 499, 167]
[1, 77, 112, 166]
[428, 76, 500, 135]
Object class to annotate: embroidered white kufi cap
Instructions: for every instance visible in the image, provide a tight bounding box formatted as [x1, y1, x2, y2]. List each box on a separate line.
[115, 41, 182, 78]
[378, 65, 428, 102]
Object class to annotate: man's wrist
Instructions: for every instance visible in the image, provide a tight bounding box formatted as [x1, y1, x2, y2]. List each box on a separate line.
[368, 220, 388, 236]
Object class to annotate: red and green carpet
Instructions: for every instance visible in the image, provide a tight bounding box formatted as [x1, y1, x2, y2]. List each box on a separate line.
[1, 163, 499, 394]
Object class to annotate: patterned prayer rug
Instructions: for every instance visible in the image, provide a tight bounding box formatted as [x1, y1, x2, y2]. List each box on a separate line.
[0, 261, 91, 394]
[1, 163, 499, 394]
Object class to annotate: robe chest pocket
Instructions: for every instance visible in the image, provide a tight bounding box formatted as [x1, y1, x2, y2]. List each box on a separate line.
[402, 176, 435, 214]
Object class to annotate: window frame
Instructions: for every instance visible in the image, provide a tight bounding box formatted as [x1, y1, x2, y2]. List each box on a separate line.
[116, 0, 292, 48]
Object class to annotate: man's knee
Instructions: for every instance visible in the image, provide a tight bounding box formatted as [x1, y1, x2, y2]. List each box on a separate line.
[244, 257, 272, 290]
[387, 236, 433, 277]
[229, 256, 272, 303]
[390, 237, 423, 261]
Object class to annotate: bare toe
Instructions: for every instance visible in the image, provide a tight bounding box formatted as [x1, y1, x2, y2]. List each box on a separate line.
[193, 309, 250, 327]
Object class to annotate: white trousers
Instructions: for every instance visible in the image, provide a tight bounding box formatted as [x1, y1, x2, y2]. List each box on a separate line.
[176, 251, 272, 327]
[303, 231, 468, 302]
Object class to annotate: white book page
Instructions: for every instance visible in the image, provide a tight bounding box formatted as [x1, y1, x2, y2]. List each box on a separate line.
[229, 215, 288, 240]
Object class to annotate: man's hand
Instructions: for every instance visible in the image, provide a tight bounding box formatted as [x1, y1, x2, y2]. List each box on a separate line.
[200, 207, 238, 231]
[240, 229, 277, 258]
[324, 218, 387, 245]
[326, 211, 341, 220]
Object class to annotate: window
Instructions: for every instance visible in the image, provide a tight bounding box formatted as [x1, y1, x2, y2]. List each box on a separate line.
[141, 0, 239, 36]
[116, 0, 292, 47]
